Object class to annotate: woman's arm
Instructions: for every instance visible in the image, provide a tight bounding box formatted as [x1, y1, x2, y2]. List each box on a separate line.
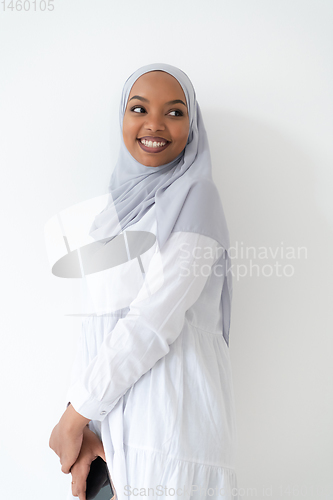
[67, 230, 225, 422]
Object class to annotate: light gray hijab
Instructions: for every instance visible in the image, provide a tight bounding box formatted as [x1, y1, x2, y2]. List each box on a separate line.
[89, 63, 233, 345]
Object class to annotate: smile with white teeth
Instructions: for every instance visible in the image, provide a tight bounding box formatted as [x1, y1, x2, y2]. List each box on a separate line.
[140, 139, 167, 148]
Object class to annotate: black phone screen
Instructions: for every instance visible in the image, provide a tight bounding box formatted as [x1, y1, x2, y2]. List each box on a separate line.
[86, 456, 114, 500]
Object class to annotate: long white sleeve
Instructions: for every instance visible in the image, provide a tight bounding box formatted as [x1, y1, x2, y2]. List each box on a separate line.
[67, 230, 224, 421]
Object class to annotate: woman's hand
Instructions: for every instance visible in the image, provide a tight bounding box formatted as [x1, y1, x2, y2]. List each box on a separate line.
[49, 403, 91, 474]
[70, 426, 107, 500]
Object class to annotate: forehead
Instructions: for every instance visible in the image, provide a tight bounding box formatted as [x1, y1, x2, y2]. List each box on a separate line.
[129, 71, 186, 102]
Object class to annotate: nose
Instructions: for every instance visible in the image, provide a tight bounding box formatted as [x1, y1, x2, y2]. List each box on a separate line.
[143, 112, 166, 132]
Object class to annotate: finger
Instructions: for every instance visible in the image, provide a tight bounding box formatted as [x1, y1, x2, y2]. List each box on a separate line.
[78, 489, 87, 500]
[61, 455, 77, 474]
[61, 462, 71, 474]
[71, 462, 90, 499]
[60, 438, 83, 474]
[98, 446, 106, 463]
[71, 480, 87, 500]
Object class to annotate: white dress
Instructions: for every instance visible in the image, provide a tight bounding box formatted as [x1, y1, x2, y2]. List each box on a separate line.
[67, 203, 239, 500]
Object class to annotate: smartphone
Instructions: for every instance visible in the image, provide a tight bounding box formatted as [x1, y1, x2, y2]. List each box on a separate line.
[86, 456, 114, 500]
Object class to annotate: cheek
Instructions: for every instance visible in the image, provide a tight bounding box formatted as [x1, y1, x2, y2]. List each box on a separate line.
[172, 118, 189, 141]
[122, 117, 138, 143]
[174, 124, 189, 148]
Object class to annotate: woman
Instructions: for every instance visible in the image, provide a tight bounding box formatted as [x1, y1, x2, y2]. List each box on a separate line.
[49, 63, 238, 500]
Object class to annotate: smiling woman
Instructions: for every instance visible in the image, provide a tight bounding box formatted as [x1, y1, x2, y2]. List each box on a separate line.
[122, 71, 190, 167]
[49, 63, 238, 500]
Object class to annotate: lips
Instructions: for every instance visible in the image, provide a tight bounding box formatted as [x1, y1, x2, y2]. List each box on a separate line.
[137, 137, 171, 154]
[139, 136, 170, 142]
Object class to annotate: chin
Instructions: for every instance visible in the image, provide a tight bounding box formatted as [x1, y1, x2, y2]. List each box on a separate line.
[144, 161, 160, 167]
[139, 155, 168, 168]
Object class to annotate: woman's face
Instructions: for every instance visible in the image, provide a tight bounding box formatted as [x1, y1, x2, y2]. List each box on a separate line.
[122, 71, 190, 167]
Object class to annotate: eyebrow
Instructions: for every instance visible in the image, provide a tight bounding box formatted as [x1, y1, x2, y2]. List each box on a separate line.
[129, 95, 187, 107]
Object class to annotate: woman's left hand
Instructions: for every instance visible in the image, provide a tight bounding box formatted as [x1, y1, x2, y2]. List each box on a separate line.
[49, 403, 91, 474]
[70, 425, 107, 500]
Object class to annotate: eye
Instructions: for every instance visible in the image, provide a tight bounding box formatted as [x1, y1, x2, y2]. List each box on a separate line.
[168, 109, 184, 117]
[131, 106, 146, 114]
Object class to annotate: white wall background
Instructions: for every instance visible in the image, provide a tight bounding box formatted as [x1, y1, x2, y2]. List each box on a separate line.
[0, 1, 332, 499]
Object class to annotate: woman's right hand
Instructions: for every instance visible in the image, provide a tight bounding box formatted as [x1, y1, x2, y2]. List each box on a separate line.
[70, 425, 106, 500]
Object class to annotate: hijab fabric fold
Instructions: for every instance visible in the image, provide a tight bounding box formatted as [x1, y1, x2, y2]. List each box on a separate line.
[89, 63, 233, 346]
